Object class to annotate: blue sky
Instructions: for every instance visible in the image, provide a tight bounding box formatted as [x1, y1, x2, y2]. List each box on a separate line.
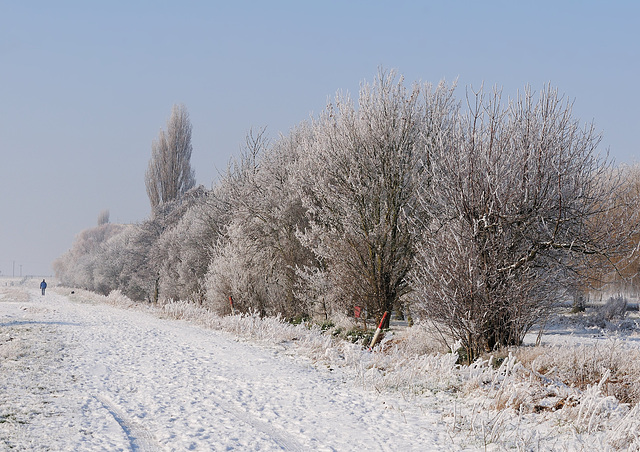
[1, 1, 638, 277]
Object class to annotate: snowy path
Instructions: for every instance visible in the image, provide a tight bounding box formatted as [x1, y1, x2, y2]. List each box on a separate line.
[0, 288, 451, 451]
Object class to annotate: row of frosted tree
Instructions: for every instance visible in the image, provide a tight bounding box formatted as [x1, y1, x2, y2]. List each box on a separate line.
[54, 71, 640, 361]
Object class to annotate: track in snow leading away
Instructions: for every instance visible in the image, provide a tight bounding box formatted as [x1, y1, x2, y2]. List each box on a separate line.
[0, 288, 447, 451]
[94, 394, 159, 452]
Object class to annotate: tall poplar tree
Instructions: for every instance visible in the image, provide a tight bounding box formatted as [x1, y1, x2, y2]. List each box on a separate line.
[145, 104, 196, 213]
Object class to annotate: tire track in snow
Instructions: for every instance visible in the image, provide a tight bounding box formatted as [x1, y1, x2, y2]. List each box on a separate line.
[212, 398, 304, 452]
[96, 392, 303, 452]
[94, 395, 158, 452]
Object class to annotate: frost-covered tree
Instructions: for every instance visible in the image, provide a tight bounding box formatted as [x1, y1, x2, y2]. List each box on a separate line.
[97, 209, 110, 226]
[296, 71, 456, 325]
[56, 185, 214, 303]
[92, 224, 138, 295]
[584, 163, 640, 295]
[205, 127, 314, 317]
[156, 195, 221, 304]
[612, 164, 640, 292]
[53, 223, 127, 293]
[145, 104, 196, 212]
[412, 85, 639, 361]
[137, 185, 207, 303]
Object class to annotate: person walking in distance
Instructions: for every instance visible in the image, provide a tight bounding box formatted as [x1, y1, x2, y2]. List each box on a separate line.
[40, 279, 47, 296]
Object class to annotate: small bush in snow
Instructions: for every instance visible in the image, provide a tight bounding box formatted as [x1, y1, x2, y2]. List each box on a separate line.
[516, 340, 640, 406]
[599, 296, 628, 321]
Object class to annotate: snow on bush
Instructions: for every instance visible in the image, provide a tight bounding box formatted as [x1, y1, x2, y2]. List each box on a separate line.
[609, 403, 640, 450]
[516, 339, 640, 405]
[599, 295, 628, 321]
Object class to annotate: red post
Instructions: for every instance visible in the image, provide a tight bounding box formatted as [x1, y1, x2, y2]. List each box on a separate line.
[229, 295, 235, 315]
[369, 311, 389, 350]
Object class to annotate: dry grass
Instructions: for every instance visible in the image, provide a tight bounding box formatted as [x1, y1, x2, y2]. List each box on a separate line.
[0, 287, 30, 303]
[516, 340, 640, 405]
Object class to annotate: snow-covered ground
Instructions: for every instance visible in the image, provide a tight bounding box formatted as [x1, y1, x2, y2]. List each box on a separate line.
[1, 284, 453, 451]
[2, 280, 640, 451]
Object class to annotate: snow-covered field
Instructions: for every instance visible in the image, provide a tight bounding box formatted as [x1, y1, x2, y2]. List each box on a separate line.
[2, 278, 640, 451]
